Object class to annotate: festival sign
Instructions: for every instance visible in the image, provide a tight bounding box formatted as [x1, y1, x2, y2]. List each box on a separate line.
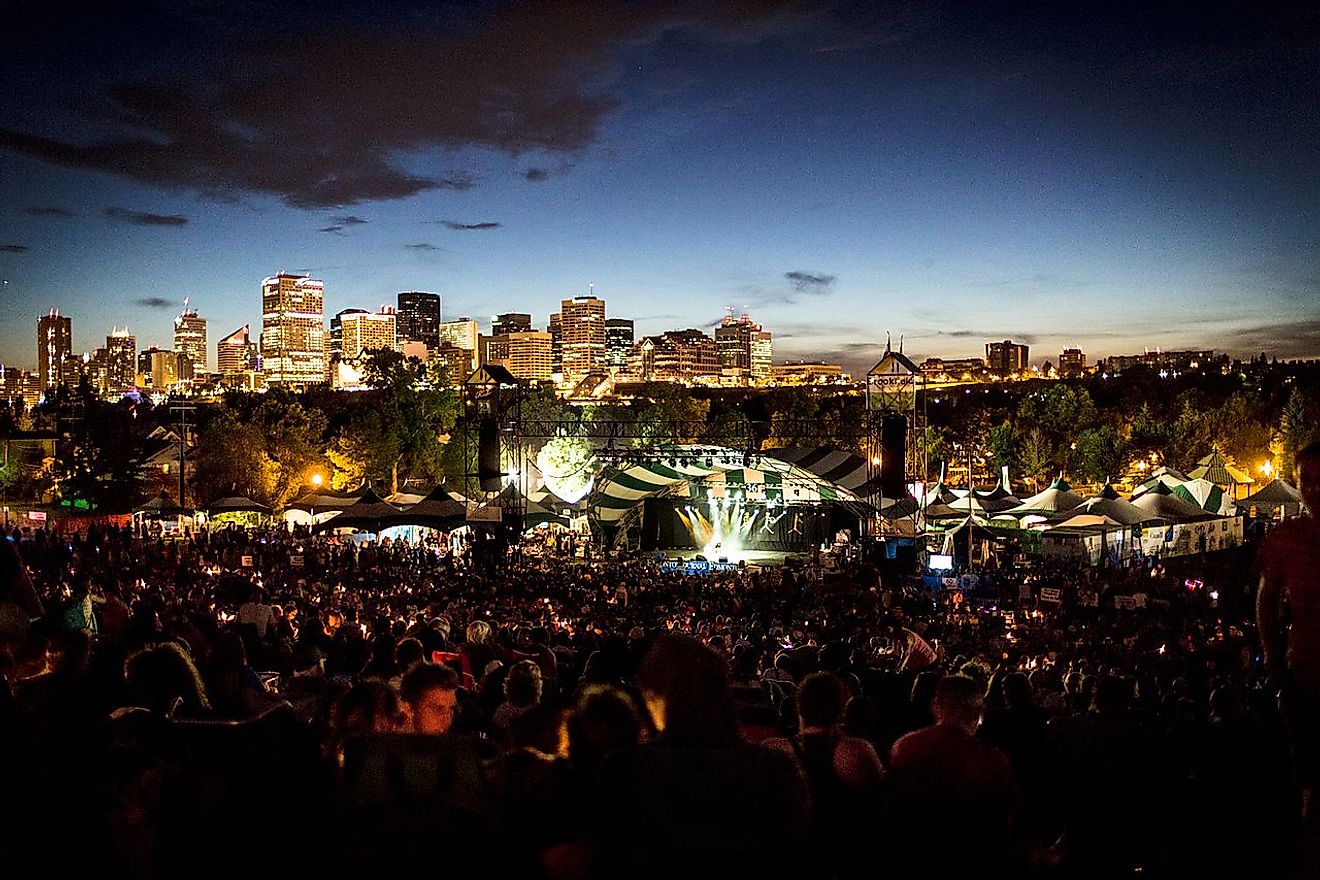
[1039, 587, 1063, 603]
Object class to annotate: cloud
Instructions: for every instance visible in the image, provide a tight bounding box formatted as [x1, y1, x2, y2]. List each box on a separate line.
[333, 215, 368, 225]
[104, 206, 188, 226]
[24, 205, 75, 218]
[318, 225, 344, 234]
[784, 270, 836, 292]
[407, 242, 439, 251]
[524, 167, 550, 182]
[0, 3, 811, 208]
[0, 244, 29, 253]
[1209, 320, 1320, 360]
[442, 221, 501, 231]
[135, 297, 173, 309]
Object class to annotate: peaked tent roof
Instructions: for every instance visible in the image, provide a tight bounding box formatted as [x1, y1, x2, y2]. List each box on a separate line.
[135, 492, 186, 515]
[1174, 479, 1228, 514]
[288, 489, 366, 513]
[380, 484, 468, 530]
[1069, 486, 1159, 525]
[473, 485, 568, 529]
[206, 496, 272, 515]
[1007, 479, 1085, 514]
[764, 447, 880, 495]
[313, 488, 401, 532]
[1130, 485, 1219, 522]
[1189, 451, 1254, 486]
[1131, 469, 1189, 499]
[1240, 478, 1303, 505]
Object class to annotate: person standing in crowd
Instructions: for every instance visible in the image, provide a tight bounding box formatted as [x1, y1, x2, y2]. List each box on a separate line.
[400, 661, 460, 735]
[1258, 439, 1320, 859]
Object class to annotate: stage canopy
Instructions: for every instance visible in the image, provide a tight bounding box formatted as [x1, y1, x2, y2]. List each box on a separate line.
[591, 447, 867, 527]
[764, 446, 882, 496]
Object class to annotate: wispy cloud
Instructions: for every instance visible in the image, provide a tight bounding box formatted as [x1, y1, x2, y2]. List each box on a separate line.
[442, 220, 501, 230]
[135, 297, 173, 309]
[524, 168, 549, 182]
[318, 225, 344, 234]
[407, 242, 439, 251]
[333, 214, 368, 225]
[105, 207, 187, 226]
[784, 270, 836, 292]
[0, 244, 29, 253]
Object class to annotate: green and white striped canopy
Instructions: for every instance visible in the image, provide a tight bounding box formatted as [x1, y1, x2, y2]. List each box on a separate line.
[591, 447, 861, 525]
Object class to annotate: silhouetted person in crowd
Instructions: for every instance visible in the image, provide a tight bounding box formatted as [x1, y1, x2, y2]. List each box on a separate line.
[400, 661, 459, 735]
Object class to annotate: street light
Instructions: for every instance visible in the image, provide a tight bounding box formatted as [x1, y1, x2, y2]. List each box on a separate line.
[309, 473, 324, 531]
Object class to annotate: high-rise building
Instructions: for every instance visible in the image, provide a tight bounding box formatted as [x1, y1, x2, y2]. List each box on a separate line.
[492, 312, 533, 336]
[260, 272, 326, 387]
[432, 345, 474, 387]
[397, 291, 442, 350]
[560, 294, 606, 383]
[173, 305, 207, 380]
[630, 329, 720, 382]
[985, 339, 1030, 376]
[438, 317, 479, 374]
[605, 318, 634, 369]
[1058, 347, 1087, 378]
[548, 312, 562, 375]
[329, 309, 369, 361]
[714, 312, 772, 382]
[338, 308, 397, 361]
[506, 331, 554, 382]
[139, 347, 179, 390]
[37, 309, 72, 389]
[106, 329, 137, 392]
[217, 325, 258, 378]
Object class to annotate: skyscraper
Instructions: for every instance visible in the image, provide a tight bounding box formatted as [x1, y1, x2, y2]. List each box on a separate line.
[37, 309, 72, 389]
[173, 305, 207, 379]
[438, 317, 480, 374]
[1058, 347, 1087, 378]
[492, 312, 533, 336]
[217, 324, 258, 378]
[106, 328, 137, 392]
[714, 312, 772, 383]
[548, 312, 562, 375]
[261, 272, 326, 387]
[559, 294, 606, 383]
[330, 309, 369, 360]
[338, 309, 397, 361]
[505, 331, 554, 382]
[397, 291, 442, 350]
[605, 318, 634, 369]
[985, 339, 1030, 376]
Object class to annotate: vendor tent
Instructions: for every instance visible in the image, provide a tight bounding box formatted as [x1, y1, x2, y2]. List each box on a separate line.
[1068, 485, 1158, 526]
[1189, 451, 1254, 497]
[1130, 483, 1218, 522]
[313, 488, 400, 533]
[288, 489, 366, 513]
[1174, 479, 1229, 515]
[205, 496, 272, 515]
[380, 484, 468, 530]
[135, 492, 187, 517]
[1238, 479, 1304, 519]
[1007, 478, 1085, 515]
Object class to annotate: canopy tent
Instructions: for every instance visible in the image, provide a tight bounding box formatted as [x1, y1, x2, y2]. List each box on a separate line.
[1066, 485, 1159, 526]
[765, 446, 882, 496]
[135, 492, 187, 517]
[471, 484, 568, 530]
[590, 447, 863, 527]
[1174, 479, 1229, 515]
[313, 488, 400, 533]
[288, 489, 366, 513]
[923, 501, 976, 520]
[1051, 512, 1123, 529]
[1131, 467, 1189, 499]
[1237, 478, 1304, 518]
[945, 489, 996, 516]
[1130, 483, 1219, 522]
[205, 496, 272, 515]
[1189, 451, 1254, 489]
[385, 491, 428, 506]
[379, 484, 468, 531]
[920, 481, 961, 507]
[1006, 478, 1085, 515]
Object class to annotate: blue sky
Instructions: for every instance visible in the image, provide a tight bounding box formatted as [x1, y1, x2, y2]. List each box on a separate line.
[1, 1, 1317, 375]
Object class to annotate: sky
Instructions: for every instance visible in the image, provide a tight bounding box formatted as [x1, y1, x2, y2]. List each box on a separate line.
[1, 0, 1318, 376]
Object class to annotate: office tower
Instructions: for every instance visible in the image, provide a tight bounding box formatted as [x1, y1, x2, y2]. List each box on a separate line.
[173, 305, 207, 380]
[438, 317, 480, 373]
[330, 309, 369, 360]
[396, 291, 442, 350]
[605, 318, 634, 369]
[714, 312, 772, 382]
[1058, 347, 1087, 378]
[106, 328, 137, 392]
[432, 345, 474, 386]
[260, 272, 326, 387]
[492, 312, 533, 336]
[217, 325, 258, 378]
[548, 312, 562, 375]
[505, 331, 554, 382]
[338, 309, 397, 361]
[139, 347, 179, 390]
[630, 329, 720, 382]
[985, 339, 1030, 376]
[559, 294, 606, 383]
[37, 309, 72, 389]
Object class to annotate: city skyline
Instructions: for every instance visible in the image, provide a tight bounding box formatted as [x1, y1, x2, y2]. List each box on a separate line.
[2, 2, 1317, 375]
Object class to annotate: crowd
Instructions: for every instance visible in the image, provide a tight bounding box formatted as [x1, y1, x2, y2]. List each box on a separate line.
[0, 505, 1312, 879]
